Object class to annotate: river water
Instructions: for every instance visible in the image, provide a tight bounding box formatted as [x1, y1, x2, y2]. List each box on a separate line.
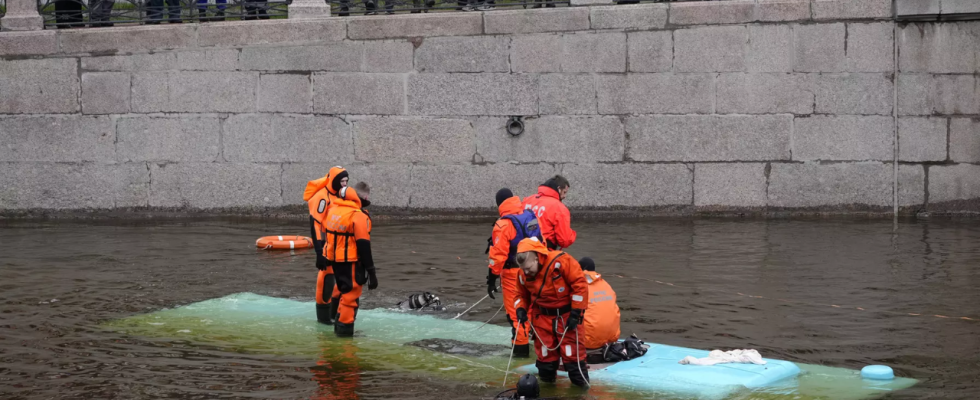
[1, 218, 978, 399]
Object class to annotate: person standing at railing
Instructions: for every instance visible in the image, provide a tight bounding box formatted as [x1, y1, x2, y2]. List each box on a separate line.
[89, 0, 115, 27]
[531, 0, 555, 8]
[147, 0, 181, 24]
[196, 0, 226, 21]
[53, 0, 84, 28]
[409, 0, 435, 13]
[242, 0, 269, 19]
[362, 0, 394, 15]
[456, 0, 493, 12]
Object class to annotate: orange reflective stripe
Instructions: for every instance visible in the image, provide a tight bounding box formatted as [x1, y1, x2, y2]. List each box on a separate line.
[307, 188, 332, 241]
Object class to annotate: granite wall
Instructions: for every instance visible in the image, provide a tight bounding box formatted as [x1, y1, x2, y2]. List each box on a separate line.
[1, 0, 978, 216]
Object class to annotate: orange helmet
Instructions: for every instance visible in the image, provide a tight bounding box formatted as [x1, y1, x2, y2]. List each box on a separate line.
[516, 237, 548, 255]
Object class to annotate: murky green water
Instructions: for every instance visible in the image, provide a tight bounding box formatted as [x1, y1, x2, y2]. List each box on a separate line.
[1, 218, 978, 399]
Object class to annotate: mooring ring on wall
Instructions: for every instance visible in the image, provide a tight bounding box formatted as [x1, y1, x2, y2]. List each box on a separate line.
[507, 116, 525, 137]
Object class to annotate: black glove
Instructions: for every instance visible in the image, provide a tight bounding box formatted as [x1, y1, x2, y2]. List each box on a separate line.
[486, 271, 498, 299]
[516, 308, 528, 325]
[366, 266, 379, 290]
[316, 257, 328, 271]
[566, 309, 583, 332]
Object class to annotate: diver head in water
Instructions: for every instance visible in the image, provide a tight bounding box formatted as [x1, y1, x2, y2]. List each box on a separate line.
[397, 292, 444, 311]
[495, 374, 540, 399]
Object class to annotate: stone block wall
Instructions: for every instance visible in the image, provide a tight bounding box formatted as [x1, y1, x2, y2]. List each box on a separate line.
[1, 0, 979, 216]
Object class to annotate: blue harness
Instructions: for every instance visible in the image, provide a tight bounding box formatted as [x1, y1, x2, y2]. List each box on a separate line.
[501, 210, 543, 268]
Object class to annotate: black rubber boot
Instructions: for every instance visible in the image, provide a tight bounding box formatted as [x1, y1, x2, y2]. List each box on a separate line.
[197, 8, 208, 22]
[565, 360, 590, 388]
[315, 303, 332, 325]
[328, 298, 340, 324]
[512, 344, 530, 358]
[334, 321, 355, 337]
[214, 10, 225, 21]
[536, 360, 559, 383]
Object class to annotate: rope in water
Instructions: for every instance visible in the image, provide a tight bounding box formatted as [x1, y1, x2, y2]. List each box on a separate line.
[502, 325, 521, 387]
[608, 273, 977, 322]
[451, 286, 500, 320]
[474, 302, 505, 331]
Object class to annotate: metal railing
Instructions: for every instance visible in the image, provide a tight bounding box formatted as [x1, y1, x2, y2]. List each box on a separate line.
[326, 0, 710, 14]
[329, 0, 565, 16]
[38, 0, 287, 28]
[27, 0, 708, 28]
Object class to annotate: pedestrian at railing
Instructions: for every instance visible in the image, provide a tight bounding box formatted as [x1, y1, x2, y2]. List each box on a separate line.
[146, 0, 181, 23]
[23, 0, 699, 29]
[242, 0, 268, 19]
[89, 0, 113, 25]
[196, 0, 225, 21]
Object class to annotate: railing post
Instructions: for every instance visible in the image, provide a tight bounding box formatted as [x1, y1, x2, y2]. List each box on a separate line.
[1, 0, 44, 31]
[288, 0, 331, 19]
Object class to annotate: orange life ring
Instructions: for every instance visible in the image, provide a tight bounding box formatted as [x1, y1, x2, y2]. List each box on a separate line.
[256, 235, 313, 250]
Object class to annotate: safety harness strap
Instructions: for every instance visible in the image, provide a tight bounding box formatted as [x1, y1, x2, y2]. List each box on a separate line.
[537, 304, 572, 316]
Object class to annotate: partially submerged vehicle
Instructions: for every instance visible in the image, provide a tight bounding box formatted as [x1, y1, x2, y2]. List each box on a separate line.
[105, 293, 917, 399]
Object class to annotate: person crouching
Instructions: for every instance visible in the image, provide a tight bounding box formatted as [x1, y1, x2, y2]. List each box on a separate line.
[578, 257, 622, 363]
[513, 237, 590, 388]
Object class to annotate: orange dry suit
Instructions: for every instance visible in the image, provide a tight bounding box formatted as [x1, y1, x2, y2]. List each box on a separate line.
[514, 238, 590, 388]
[521, 185, 576, 250]
[323, 186, 378, 337]
[582, 270, 621, 350]
[488, 196, 540, 350]
[306, 166, 348, 325]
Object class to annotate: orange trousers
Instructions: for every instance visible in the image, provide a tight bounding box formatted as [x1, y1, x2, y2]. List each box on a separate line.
[532, 311, 586, 364]
[501, 268, 530, 346]
[333, 262, 365, 325]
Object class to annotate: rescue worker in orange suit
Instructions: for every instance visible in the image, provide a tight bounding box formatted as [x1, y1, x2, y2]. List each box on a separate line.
[513, 237, 590, 388]
[324, 182, 379, 337]
[306, 166, 349, 325]
[521, 175, 576, 250]
[578, 257, 621, 357]
[487, 188, 542, 358]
